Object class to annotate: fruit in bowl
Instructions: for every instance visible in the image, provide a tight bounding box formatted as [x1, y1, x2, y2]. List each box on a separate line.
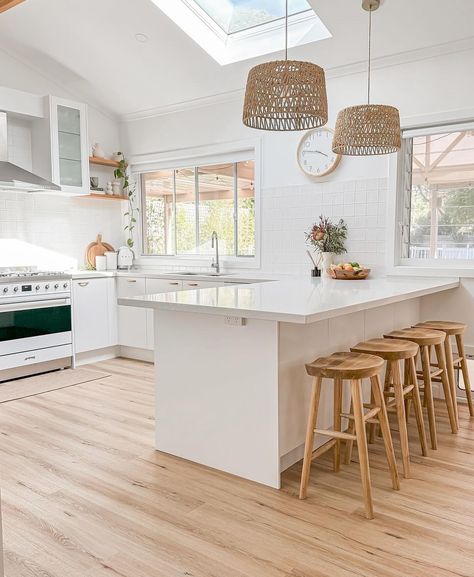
[329, 262, 370, 280]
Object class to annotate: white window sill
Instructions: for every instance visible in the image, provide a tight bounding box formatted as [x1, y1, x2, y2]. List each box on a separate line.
[388, 265, 474, 279]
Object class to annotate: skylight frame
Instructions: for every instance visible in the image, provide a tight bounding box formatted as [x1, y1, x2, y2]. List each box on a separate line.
[192, 0, 312, 35]
[152, 0, 331, 66]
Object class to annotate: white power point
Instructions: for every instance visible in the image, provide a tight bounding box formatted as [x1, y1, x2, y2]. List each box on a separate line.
[224, 316, 246, 326]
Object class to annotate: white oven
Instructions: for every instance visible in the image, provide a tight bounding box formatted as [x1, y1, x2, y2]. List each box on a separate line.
[0, 276, 72, 382]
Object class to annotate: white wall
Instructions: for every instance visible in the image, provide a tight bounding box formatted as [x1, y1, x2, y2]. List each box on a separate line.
[0, 48, 123, 269]
[121, 47, 474, 275]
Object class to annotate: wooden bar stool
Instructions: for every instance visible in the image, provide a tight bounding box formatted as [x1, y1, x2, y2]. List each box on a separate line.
[415, 321, 474, 420]
[385, 328, 458, 450]
[350, 338, 428, 478]
[299, 351, 400, 520]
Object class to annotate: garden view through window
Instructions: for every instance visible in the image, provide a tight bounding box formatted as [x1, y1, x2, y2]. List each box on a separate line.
[402, 127, 474, 260]
[141, 160, 255, 257]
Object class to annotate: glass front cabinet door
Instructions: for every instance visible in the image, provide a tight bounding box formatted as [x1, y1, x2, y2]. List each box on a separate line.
[50, 97, 89, 195]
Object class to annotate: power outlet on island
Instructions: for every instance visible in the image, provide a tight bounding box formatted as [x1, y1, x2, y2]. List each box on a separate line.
[224, 316, 246, 327]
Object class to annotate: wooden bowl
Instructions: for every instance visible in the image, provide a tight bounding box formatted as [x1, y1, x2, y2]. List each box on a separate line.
[328, 268, 371, 280]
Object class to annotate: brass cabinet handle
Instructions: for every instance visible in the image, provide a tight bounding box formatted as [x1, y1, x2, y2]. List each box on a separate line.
[188, 283, 199, 287]
[78, 282, 89, 287]
[169, 282, 180, 286]
[127, 279, 137, 283]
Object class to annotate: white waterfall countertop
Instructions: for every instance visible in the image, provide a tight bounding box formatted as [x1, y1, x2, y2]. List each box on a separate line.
[118, 275, 459, 324]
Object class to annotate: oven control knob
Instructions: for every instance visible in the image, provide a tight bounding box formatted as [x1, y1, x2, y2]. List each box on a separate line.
[13, 286, 18, 292]
[63, 283, 68, 289]
[45, 284, 50, 290]
[54, 283, 59, 289]
[35, 285, 40, 291]
[3, 287, 8, 293]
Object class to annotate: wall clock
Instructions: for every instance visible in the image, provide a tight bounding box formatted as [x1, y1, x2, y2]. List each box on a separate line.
[297, 127, 341, 177]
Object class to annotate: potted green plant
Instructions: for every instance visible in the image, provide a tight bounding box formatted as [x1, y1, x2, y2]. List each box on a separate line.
[306, 216, 347, 276]
[114, 152, 139, 249]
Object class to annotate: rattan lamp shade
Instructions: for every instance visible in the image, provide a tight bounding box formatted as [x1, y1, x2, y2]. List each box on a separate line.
[332, 104, 401, 156]
[242, 60, 328, 131]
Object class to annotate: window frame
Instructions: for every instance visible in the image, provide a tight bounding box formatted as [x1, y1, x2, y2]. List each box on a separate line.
[130, 141, 261, 269]
[388, 115, 474, 278]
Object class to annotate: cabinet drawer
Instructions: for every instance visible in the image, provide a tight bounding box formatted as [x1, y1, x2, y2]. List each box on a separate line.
[117, 277, 146, 298]
[182, 280, 225, 289]
[146, 278, 183, 294]
[0, 344, 72, 371]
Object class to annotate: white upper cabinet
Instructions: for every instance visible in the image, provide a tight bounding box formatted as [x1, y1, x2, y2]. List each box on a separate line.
[49, 96, 89, 195]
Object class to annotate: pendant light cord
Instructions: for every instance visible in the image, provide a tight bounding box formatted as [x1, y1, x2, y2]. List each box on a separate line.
[367, 5, 372, 104]
[285, 0, 288, 60]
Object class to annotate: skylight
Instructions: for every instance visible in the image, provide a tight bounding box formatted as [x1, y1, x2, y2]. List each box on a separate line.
[152, 0, 331, 65]
[193, 0, 311, 34]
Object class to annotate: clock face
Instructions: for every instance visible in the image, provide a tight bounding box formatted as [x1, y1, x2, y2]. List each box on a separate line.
[297, 128, 341, 177]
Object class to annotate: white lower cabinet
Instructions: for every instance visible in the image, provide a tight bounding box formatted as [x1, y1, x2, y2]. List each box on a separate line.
[117, 277, 148, 349]
[145, 278, 185, 349]
[72, 277, 117, 353]
[76, 275, 232, 355]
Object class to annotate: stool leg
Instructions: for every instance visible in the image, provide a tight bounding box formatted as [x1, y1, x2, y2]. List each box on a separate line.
[351, 379, 374, 520]
[344, 398, 355, 465]
[378, 362, 392, 438]
[371, 374, 400, 492]
[456, 334, 474, 417]
[444, 335, 459, 428]
[404, 359, 412, 421]
[299, 376, 322, 500]
[409, 356, 428, 457]
[421, 345, 437, 450]
[435, 343, 458, 434]
[392, 360, 411, 479]
[333, 377, 343, 473]
[368, 387, 376, 444]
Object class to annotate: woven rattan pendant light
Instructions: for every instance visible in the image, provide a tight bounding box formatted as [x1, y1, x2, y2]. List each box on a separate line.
[242, 0, 328, 131]
[332, 0, 401, 155]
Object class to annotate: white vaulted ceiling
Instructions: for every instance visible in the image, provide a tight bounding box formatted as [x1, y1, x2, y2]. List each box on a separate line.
[0, 0, 473, 119]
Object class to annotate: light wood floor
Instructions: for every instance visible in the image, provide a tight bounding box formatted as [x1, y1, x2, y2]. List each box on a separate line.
[1, 358, 474, 577]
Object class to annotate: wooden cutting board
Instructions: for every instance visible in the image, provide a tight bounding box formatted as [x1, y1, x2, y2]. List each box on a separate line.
[86, 234, 115, 268]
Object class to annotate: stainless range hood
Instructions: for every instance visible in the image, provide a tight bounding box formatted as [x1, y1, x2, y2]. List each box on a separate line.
[0, 112, 61, 192]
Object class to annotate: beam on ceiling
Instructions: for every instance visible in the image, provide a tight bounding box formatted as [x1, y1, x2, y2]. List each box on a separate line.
[0, 0, 25, 13]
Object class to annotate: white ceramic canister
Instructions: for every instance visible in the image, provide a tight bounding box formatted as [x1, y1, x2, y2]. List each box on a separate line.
[95, 255, 107, 271]
[105, 251, 118, 270]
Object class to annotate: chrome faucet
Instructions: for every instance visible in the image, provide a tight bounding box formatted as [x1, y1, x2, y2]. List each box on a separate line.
[211, 231, 220, 274]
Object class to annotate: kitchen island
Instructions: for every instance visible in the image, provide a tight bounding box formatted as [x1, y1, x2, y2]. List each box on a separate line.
[119, 276, 459, 488]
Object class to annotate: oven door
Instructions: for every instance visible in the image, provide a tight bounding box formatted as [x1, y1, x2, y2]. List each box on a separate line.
[0, 298, 72, 356]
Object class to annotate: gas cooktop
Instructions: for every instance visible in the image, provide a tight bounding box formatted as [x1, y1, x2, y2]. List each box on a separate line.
[0, 268, 69, 279]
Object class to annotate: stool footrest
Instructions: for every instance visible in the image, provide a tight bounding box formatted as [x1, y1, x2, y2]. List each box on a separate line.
[340, 407, 380, 423]
[314, 429, 357, 441]
[416, 368, 443, 378]
[311, 439, 337, 461]
[452, 357, 462, 365]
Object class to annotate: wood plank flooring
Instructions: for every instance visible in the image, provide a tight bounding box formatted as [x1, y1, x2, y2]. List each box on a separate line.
[1, 358, 474, 577]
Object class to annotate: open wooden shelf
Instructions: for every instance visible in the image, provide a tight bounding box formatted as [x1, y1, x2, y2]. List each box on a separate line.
[89, 156, 121, 168]
[83, 192, 128, 201]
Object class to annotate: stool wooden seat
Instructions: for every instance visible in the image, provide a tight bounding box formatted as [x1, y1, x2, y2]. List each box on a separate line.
[385, 327, 458, 450]
[351, 338, 427, 478]
[300, 352, 400, 519]
[415, 321, 473, 419]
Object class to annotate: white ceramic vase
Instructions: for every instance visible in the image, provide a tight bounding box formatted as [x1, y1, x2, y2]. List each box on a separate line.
[321, 252, 334, 277]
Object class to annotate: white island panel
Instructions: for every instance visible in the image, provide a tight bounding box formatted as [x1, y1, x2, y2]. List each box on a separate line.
[154, 309, 281, 488]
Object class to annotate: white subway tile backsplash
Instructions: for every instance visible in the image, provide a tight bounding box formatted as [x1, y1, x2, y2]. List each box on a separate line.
[261, 177, 388, 274]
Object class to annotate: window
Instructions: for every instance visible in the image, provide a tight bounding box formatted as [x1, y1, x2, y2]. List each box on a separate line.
[141, 160, 255, 258]
[399, 125, 474, 261]
[151, 0, 330, 65]
[193, 0, 311, 34]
